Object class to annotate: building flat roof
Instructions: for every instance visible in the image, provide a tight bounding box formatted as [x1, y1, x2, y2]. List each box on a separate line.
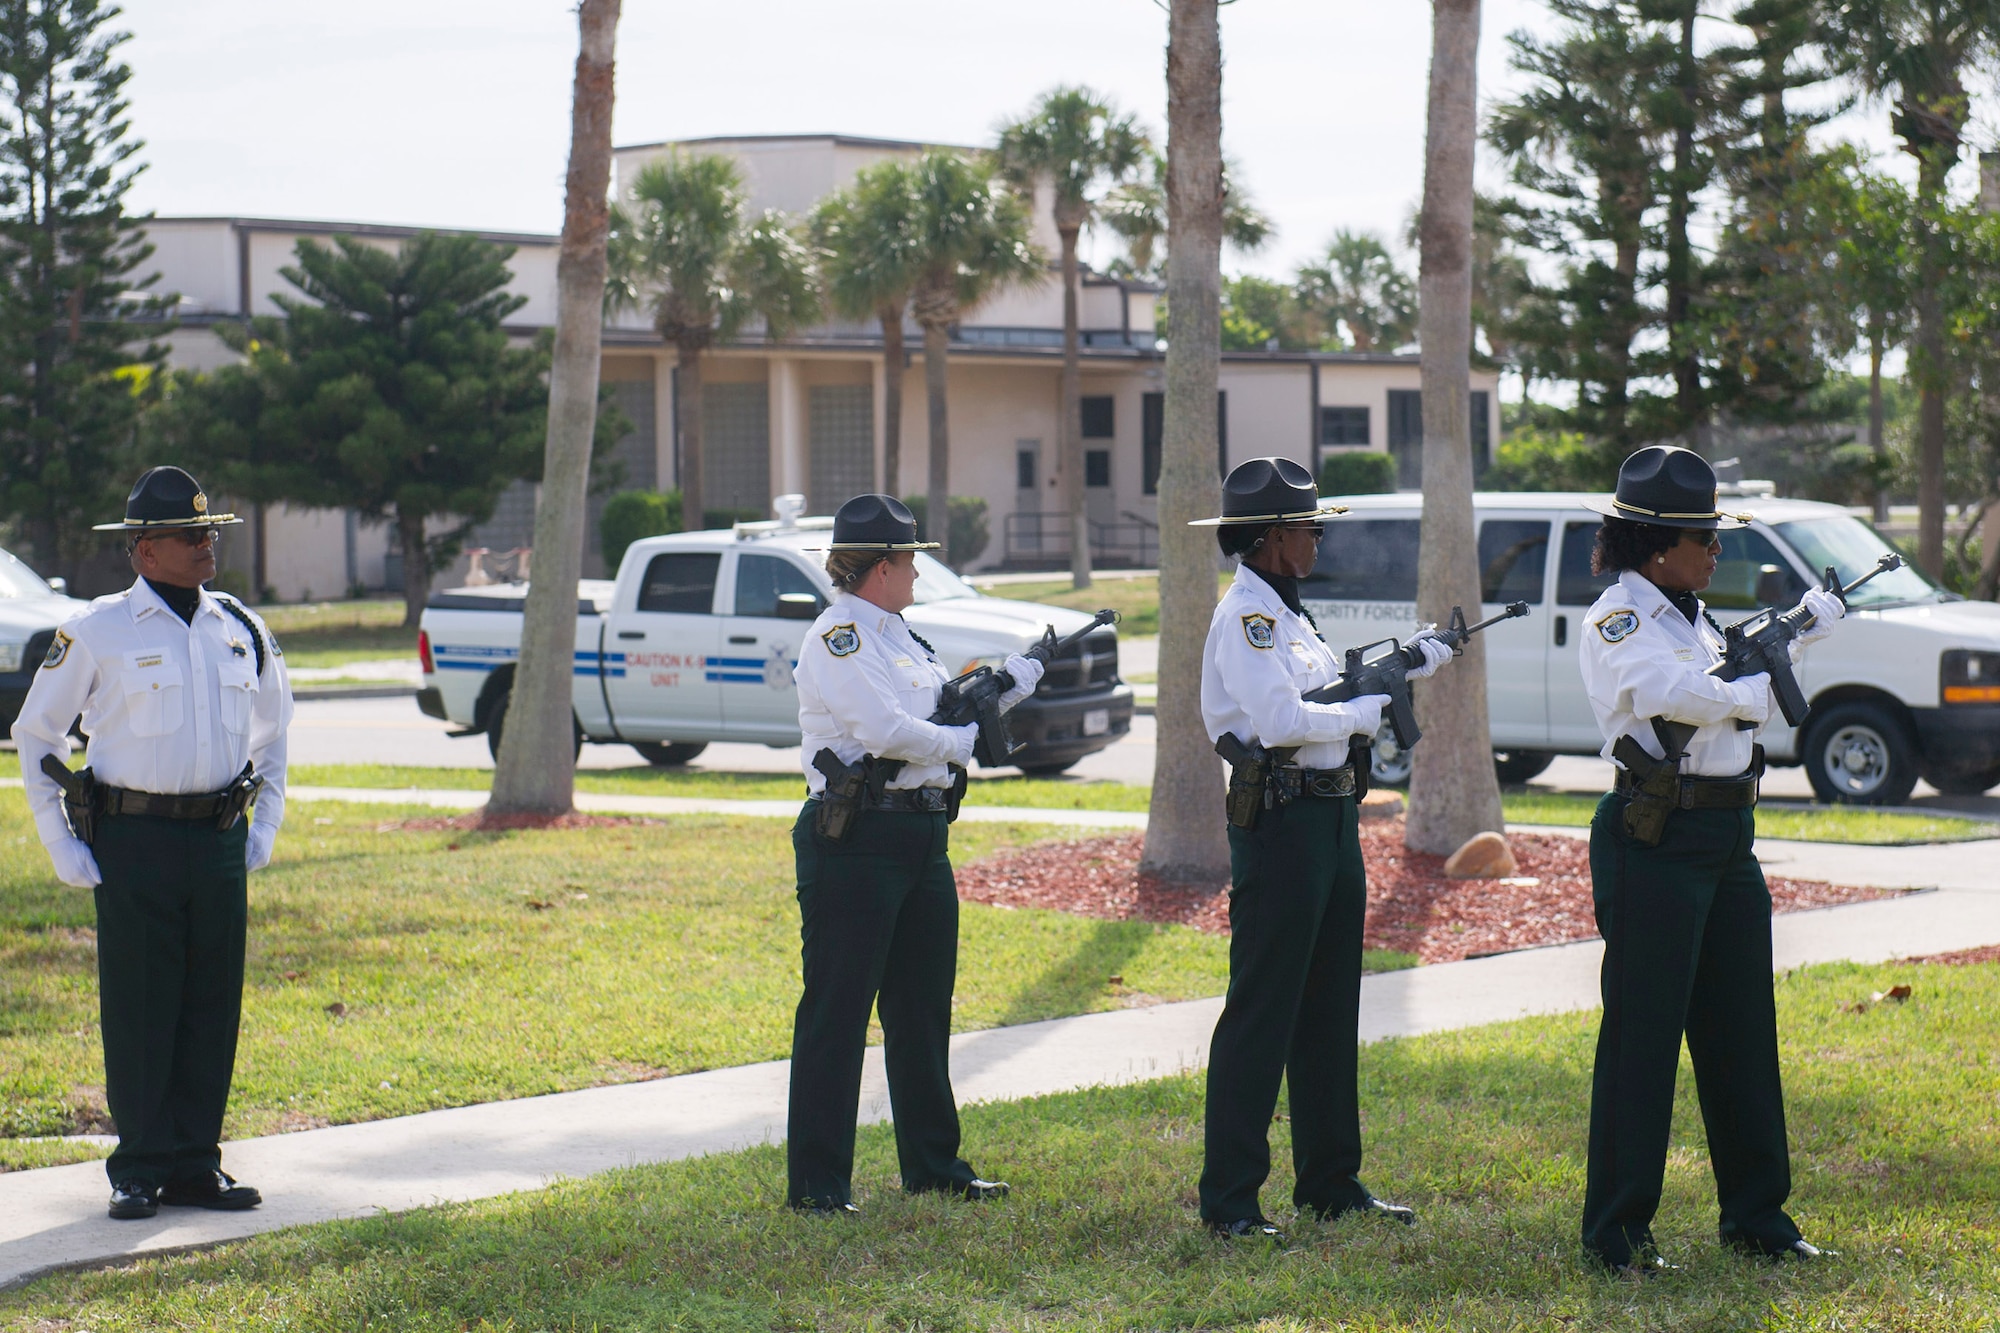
[613, 131, 964, 155]
[150, 215, 559, 247]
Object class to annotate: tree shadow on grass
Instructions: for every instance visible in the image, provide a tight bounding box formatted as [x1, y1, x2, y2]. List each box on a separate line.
[992, 916, 1164, 1030]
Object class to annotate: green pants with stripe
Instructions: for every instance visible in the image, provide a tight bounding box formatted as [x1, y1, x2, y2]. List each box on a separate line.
[92, 813, 249, 1188]
[1582, 793, 1800, 1265]
[786, 802, 975, 1207]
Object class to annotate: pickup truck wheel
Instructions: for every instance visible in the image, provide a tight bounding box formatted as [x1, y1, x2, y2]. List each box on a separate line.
[1801, 701, 1919, 806]
[1493, 750, 1556, 785]
[1368, 737, 1413, 788]
[1923, 761, 2000, 796]
[632, 741, 707, 767]
[484, 688, 584, 764]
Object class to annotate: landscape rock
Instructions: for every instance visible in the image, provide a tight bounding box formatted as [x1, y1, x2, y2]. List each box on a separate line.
[1443, 830, 1518, 879]
[1359, 790, 1405, 820]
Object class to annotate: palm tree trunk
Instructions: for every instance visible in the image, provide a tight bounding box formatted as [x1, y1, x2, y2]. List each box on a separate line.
[922, 317, 953, 565]
[1869, 321, 1888, 524]
[396, 508, 431, 630]
[1915, 149, 1949, 582]
[1060, 225, 1093, 590]
[1666, 1, 1702, 449]
[879, 306, 904, 495]
[1139, 0, 1229, 884]
[1406, 0, 1499, 856]
[676, 338, 706, 530]
[488, 0, 619, 818]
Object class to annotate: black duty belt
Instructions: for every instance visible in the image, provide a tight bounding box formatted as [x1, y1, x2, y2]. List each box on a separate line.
[1272, 762, 1358, 802]
[99, 785, 232, 821]
[811, 786, 953, 813]
[1613, 768, 1760, 810]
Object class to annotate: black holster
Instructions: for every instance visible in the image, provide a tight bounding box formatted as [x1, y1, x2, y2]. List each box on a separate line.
[1612, 732, 1683, 848]
[218, 763, 264, 831]
[944, 764, 967, 824]
[39, 754, 98, 846]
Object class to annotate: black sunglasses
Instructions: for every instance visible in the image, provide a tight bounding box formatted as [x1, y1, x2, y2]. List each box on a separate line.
[142, 528, 220, 548]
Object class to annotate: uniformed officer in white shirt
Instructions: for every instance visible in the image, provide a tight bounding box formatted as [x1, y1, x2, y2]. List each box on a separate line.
[11, 466, 292, 1221]
[784, 494, 1043, 1215]
[1191, 457, 1453, 1241]
[1577, 446, 1841, 1273]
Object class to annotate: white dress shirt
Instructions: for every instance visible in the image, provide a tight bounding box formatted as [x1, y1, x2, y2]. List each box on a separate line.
[11, 579, 293, 855]
[1579, 569, 1768, 777]
[1201, 563, 1379, 770]
[796, 591, 976, 794]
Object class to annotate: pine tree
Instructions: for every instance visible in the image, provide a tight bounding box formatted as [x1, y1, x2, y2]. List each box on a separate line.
[0, 0, 165, 583]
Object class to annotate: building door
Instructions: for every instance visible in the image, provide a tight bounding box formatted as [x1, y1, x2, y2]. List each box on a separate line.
[1015, 438, 1043, 553]
[602, 550, 723, 740]
[717, 550, 825, 742]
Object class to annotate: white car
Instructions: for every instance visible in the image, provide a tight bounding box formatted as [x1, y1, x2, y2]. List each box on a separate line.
[0, 547, 83, 735]
[1302, 490, 1990, 805]
[415, 509, 1134, 773]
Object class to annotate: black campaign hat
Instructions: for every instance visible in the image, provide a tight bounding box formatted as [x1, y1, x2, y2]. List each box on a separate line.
[93, 466, 242, 532]
[1189, 457, 1349, 527]
[823, 494, 939, 551]
[1583, 446, 1749, 530]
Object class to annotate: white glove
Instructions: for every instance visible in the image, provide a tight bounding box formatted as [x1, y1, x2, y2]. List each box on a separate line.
[48, 837, 101, 889]
[997, 653, 1045, 711]
[1729, 672, 1772, 725]
[246, 824, 277, 872]
[1342, 692, 1392, 739]
[1405, 629, 1454, 681]
[948, 722, 980, 767]
[1796, 587, 1845, 647]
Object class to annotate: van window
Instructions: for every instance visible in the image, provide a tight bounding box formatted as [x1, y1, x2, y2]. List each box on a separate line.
[734, 553, 822, 617]
[1557, 521, 1614, 606]
[637, 552, 720, 614]
[1304, 520, 1420, 601]
[1707, 529, 1807, 611]
[1478, 519, 1548, 604]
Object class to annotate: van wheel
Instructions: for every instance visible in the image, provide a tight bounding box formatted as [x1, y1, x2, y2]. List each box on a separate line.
[1801, 701, 1918, 806]
[1493, 750, 1555, 785]
[632, 741, 707, 767]
[484, 688, 585, 764]
[1017, 757, 1078, 776]
[1923, 761, 2000, 796]
[1369, 736, 1413, 788]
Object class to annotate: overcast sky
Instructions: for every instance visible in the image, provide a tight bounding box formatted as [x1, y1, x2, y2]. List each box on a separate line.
[122, 0, 1948, 284]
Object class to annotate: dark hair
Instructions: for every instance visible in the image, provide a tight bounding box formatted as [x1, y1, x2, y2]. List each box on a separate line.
[1591, 517, 1689, 575]
[825, 550, 888, 589]
[1216, 523, 1274, 559]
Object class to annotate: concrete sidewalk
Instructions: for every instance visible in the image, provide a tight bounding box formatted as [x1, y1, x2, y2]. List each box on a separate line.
[4, 857, 1998, 1292]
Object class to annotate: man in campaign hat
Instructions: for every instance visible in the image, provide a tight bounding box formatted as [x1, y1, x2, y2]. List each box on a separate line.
[12, 466, 293, 1219]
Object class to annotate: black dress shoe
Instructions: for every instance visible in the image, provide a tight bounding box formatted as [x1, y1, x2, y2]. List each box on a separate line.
[157, 1170, 261, 1211]
[1313, 1196, 1418, 1227]
[1730, 1235, 1834, 1261]
[790, 1198, 862, 1217]
[107, 1181, 157, 1220]
[953, 1178, 1009, 1202]
[1207, 1216, 1285, 1241]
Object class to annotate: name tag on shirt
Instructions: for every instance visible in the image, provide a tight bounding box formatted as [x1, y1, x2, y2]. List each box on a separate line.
[1674, 648, 1697, 661]
[894, 657, 914, 667]
[126, 649, 168, 679]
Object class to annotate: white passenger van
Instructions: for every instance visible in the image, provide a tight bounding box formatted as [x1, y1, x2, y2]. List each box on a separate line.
[1302, 491, 2000, 805]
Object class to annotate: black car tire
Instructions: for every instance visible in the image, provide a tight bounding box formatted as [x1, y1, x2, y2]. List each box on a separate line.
[1368, 736, 1413, 789]
[484, 688, 584, 764]
[1016, 757, 1079, 777]
[1801, 700, 1919, 806]
[1493, 750, 1556, 785]
[632, 741, 708, 767]
[1923, 761, 2000, 796]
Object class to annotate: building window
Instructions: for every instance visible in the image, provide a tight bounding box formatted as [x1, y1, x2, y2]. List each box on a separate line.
[1471, 389, 1491, 467]
[1017, 447, 1037, 490]
[1142, 391, 1230, 494]
[1384, 390, 1493, 488]
[1081, 395, 1115, 439]
[1319, 405, 1370, 447]
[1086, 449, 1111, 487]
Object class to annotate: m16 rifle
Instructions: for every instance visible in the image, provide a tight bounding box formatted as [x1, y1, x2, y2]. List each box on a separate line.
[1653, 552, 1903, 756]
[1300, 601, 1532, 752]
[931, 609, 1120, 767]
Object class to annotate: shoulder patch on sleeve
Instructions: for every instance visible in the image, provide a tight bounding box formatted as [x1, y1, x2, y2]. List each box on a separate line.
[41, 629, 72, 669]
[1595, 609, 1641, 644]
[1241, 613, 1276, 650]
[822, 623, 861, 657]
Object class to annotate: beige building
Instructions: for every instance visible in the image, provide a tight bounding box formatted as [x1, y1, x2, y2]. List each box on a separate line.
[150, 134, 1498, 597]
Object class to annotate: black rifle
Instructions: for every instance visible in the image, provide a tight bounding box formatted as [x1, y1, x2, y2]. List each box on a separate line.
[931, 609, 1120, 767]
[1300, 601, 1531, 751]
[810, 748, 899, 842]
[38, 754, 97, 846]
[1655, 553, 1902, 756]
[1214, 733, 1297, 830]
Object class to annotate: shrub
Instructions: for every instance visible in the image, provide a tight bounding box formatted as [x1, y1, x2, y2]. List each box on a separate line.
[1481, 429, 1616, 493]
[599, 490, 681, 569]
[1318, 450, 1397, 497]
[901, 495, 991, 567]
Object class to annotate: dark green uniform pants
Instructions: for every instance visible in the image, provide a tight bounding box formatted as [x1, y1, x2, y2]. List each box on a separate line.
[1582, 794, 1800, 1265]
[92, 813, 249, 1189]
[1200, 794, 1370, 1223]
[786, 802, 974, 1207]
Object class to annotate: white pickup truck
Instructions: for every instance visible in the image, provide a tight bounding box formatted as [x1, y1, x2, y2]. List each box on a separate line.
[414, 510, 1135, 773]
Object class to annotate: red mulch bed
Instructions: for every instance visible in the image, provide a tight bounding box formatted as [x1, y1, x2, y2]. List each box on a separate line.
[1904, 943, 2000, 966]
[955, 816, 1891, 965]
[383, 812, 664, 833]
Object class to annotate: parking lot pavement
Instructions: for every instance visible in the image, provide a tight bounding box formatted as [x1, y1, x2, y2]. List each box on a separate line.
[287, 696, 1163, 786]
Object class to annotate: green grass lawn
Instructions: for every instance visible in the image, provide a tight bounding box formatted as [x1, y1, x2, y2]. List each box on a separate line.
[256, 598, 415, 669]
[978, 574, 1225, 638]
[9, 960, 1995, 1330]
[0, 792, 1242, 1174]
[1502, 788, 1996, 844]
